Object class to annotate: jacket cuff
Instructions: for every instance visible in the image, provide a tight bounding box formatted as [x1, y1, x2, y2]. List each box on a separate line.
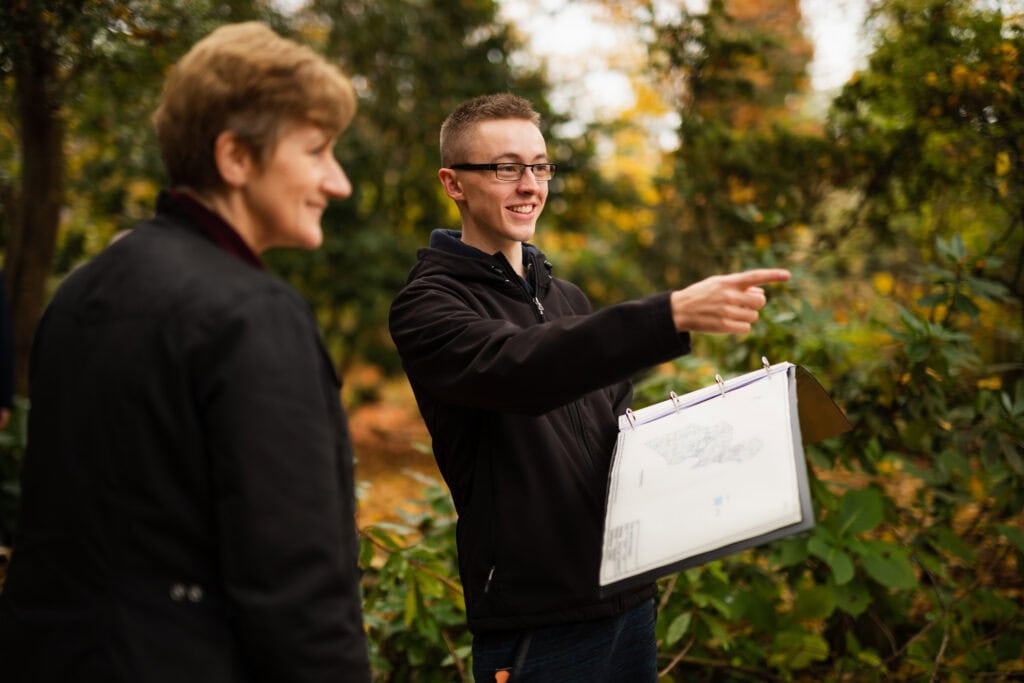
[650, 290, 691, 359]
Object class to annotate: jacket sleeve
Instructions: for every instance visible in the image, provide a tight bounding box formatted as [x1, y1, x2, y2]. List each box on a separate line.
[389, 279, 690, 415]
[196, 289, 370, 682]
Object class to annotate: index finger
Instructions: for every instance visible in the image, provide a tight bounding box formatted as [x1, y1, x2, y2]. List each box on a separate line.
[724, 268, 791, 288]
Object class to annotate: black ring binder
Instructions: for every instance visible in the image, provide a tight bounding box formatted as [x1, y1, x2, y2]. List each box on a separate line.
[600, 361, 852, 594]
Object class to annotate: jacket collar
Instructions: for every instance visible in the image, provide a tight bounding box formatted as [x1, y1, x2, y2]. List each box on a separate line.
[425, 229, 552, 293]
[159, 190, 265, 270]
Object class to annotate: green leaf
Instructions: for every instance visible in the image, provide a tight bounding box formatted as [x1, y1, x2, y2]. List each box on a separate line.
[403, 581, 418, 626]
[937, 234, 968, 263]
[1003, 440, 1024, 476]
[371, 521, 416, 537]
[996, 524, 1024, 552]
[860, 544, 918, 590]
[707, 594, 733, 619]
[665, 612, 692, 646]
[415, 571, 445, 600]
[358, 537, 375, 568]
[701, 612, 733, 650]
[951, 292, 980, 317]
[897, 305, 927, 334]
[365, 525, 405, 552]
[441, 644, 473, 667]
[808, 536, 855, 585]
[931, 527, 977, 563]
[768, 630, 830, 670]
[833, 579, 872, 617]
[917, 291, 949, 307]
[856, 650, 883, 667]
[906, 341, 931, 363]
[792, 584, 837, 620]
[937, 450, 971, 481]
[707, 560, 729, 584]
[914, 548, 952, 583]
[950, 234, 967, 261]
[966, 275, 1009, 301]
[837, 487, 884, 536]
[768, 537, 809, 567]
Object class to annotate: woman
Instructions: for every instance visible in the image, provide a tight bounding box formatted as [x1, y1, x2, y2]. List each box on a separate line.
[0, 22, 371, 682]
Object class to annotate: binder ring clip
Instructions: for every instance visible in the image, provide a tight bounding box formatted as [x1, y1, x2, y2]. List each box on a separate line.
[669, 391, 681, 413]
[714, 374, 726, 398]
[625, 408, 637, 430]
[762, 356, 772, 378]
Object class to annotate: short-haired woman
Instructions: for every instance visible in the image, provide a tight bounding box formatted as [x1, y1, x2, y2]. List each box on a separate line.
[0, 22, 371, 682]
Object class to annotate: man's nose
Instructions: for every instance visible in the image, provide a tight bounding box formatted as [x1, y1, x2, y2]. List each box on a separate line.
[516, 167, 542, 191]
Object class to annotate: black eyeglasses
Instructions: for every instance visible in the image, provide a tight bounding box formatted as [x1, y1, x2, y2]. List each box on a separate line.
[449, 162, 558, 181]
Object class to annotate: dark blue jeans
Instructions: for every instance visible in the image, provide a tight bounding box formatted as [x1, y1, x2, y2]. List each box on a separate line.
[471, 599, 658, 682]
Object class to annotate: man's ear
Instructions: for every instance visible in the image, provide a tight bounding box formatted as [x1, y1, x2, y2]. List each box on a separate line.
[213, 130, 255, 188]
[438, 168, 464, 201]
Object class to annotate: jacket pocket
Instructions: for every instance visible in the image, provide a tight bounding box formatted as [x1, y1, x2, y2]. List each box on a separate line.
[567, 398, 600, 479]
[111, 576, 245, 682]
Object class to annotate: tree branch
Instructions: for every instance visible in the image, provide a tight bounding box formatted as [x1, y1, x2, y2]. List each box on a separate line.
[658, 573, 679, 612]
[441, 629, 469, 683]
[358, 526, 464, 597]
[658, 634, 695, 678]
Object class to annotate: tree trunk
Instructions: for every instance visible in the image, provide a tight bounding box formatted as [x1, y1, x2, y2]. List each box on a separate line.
[6, 25, 64, 396]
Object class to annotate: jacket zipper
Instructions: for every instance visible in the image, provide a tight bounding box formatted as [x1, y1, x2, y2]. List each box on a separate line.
[494, 254, 545, 321]
[485, 254, 544, 598]
[521, 256, 545, 320]
[528, 255, 544, 321]
[484, 565, 496, 594]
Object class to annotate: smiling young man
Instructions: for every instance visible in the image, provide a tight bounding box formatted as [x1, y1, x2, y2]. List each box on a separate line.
[389, 93, 790, 680]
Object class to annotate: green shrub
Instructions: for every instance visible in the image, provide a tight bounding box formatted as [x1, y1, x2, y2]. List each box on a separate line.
[358, 473, 471, 681]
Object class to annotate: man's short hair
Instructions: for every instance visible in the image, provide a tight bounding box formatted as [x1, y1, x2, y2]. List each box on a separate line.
[439, 93, 541, 167]
[153, 21, 356, 191]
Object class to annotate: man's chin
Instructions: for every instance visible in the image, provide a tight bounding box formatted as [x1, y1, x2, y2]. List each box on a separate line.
[508, 223, 537, 241]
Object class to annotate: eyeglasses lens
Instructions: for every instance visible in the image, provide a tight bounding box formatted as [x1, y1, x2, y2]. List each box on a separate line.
[495, 164, 555, 181]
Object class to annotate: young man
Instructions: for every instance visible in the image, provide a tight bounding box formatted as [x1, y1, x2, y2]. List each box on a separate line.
[389, 93, 790, 680]
[0, 23, 370, 681]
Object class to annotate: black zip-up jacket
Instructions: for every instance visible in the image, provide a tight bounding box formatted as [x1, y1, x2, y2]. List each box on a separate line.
[388, 229, 691, 633]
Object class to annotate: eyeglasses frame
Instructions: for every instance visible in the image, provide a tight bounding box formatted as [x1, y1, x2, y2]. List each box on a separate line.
[448, 162, 558, 181]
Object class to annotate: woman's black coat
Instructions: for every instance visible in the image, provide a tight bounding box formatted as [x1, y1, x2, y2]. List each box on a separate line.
[0, 194, 370, 682]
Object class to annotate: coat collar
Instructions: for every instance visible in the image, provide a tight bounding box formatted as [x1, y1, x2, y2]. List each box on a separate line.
[159, 190, 265, 270]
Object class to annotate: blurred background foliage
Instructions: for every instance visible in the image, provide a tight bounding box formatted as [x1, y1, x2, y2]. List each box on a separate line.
[1, 0, 1022, 680]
